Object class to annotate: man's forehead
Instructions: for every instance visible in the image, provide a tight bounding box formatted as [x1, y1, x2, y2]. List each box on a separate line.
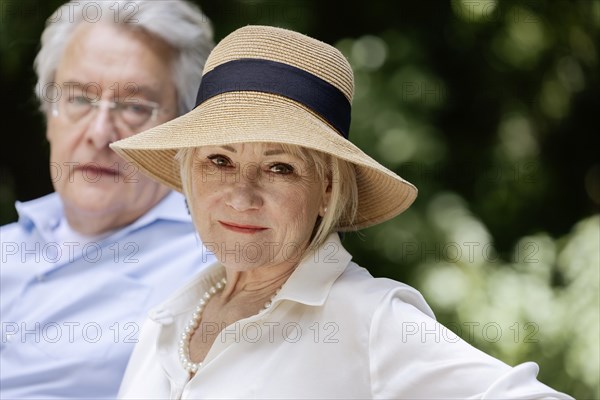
[54, 22, 174, 95]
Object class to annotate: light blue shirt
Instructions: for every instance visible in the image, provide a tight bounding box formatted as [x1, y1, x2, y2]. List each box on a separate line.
[0, 191, 214, 399]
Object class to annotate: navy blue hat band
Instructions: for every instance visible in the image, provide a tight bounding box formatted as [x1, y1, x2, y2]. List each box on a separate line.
[195, 58, 351, 139]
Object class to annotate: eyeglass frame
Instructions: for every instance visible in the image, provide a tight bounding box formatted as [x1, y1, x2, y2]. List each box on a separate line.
[50, 95, 163, 130]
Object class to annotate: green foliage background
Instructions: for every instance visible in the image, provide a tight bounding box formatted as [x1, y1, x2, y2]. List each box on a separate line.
[1, 0, 598, 397]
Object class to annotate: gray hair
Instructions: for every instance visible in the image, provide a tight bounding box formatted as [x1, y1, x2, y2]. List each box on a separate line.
[34, 0, 213, 115]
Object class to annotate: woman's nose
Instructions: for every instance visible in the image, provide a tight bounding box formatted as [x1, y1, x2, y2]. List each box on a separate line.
[224, 181, 264, 212]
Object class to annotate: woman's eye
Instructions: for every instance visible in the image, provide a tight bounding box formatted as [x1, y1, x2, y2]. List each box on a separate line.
[269, 163, 294, 175]
[208, 155, 232, 167]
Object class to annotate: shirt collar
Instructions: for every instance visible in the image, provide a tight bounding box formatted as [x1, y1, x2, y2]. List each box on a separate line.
[15, 193, 63, 237]
[149, 233, 353, 324]
[148, 261, 225, 323]
[124, 191, 192, 232]
[15, 191, 191, 238]
[274, 233, 352, 307]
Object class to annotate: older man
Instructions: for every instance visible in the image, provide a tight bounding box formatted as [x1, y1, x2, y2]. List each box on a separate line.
[0, 1, 214, 398]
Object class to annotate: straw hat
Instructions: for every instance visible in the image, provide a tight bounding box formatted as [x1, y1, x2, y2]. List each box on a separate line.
[110, 25, 416, 231]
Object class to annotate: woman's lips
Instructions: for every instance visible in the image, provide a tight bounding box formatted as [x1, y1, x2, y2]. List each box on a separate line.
[218, 221, 268, 234]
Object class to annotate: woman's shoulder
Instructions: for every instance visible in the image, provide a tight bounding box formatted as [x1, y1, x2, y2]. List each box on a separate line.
[330, 261, 435, 320]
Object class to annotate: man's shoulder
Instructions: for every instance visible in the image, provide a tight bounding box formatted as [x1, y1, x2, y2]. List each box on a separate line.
[0, 220, 23, 242]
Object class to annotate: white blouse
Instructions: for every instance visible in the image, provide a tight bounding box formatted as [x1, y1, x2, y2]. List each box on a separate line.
[119, 234, 572, 399]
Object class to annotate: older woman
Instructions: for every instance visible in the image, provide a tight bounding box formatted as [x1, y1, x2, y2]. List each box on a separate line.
[111, 26, 571, 399]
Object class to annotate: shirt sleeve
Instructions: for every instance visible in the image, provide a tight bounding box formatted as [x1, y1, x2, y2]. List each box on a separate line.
[368, 287, 574, 399]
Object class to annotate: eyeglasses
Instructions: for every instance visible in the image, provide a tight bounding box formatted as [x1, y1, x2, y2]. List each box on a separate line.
[52, 95, 161, 130]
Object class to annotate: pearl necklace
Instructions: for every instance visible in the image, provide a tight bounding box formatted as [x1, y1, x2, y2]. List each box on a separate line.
[178, 277, 281, 374]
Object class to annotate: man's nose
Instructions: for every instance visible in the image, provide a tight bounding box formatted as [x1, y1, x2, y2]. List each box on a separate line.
[85, 102, 118, 149]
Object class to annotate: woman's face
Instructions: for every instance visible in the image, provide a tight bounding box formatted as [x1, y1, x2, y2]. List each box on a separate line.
[190, 143, 330, 271]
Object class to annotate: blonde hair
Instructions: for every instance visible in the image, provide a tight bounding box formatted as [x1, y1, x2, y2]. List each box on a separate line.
[176, 144, 358, 257]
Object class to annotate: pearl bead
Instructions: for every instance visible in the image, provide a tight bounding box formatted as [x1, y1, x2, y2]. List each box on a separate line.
[178, 278, 227, 374]
[178, 277, 282, 374]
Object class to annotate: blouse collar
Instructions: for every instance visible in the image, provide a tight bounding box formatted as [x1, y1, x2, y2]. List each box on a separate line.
[148, 233, 352, 324]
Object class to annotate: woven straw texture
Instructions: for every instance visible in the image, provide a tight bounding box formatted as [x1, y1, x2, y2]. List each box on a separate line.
[111, 25, 417, 231]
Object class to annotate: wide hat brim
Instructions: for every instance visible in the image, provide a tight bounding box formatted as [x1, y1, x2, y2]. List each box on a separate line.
[111, 90, 416, 231]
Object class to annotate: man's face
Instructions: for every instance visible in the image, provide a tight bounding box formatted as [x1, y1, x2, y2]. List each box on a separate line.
[47, 23, 178, 234]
